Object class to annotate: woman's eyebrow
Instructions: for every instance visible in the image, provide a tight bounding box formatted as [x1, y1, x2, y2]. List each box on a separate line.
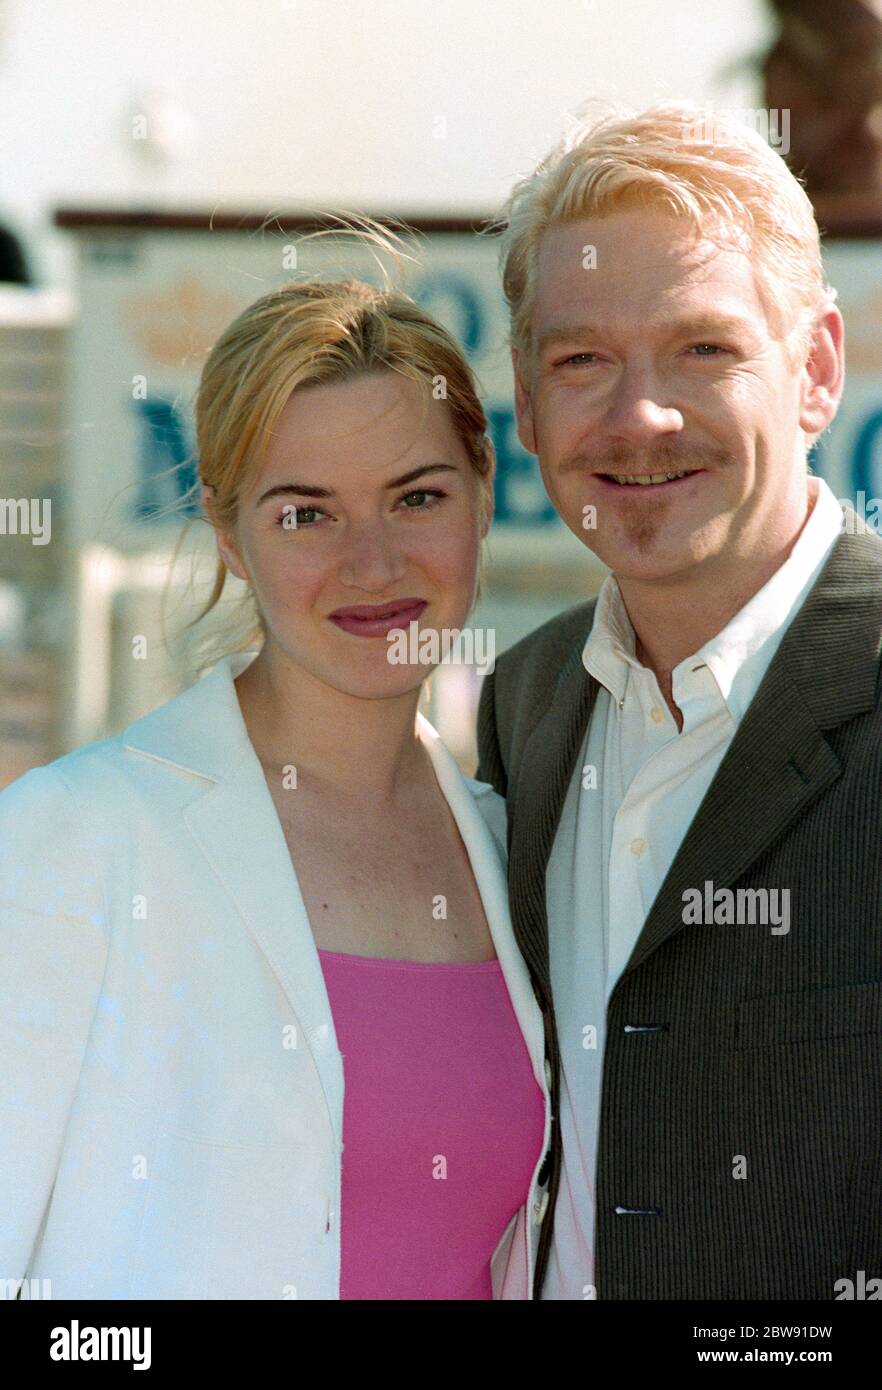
[256, 463, 460, 507]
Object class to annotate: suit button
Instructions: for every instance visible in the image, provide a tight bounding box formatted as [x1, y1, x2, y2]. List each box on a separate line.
[532, 1191, 550, 1225]
[544, 1058, 553, 1089]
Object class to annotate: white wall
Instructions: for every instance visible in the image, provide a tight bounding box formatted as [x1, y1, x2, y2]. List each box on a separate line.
[0, 0, 770, 285]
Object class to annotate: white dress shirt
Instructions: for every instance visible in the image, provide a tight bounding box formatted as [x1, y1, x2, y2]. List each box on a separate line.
[541, 476, 845, 1299]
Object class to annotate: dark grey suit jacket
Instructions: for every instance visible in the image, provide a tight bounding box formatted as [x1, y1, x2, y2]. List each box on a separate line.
[477, 517, 882, 1299]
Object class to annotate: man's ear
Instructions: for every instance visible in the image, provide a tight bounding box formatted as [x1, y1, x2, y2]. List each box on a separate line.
[799, 305, 845, 438]
[512, 346, 537, 455]
[200, 483, 248, 583]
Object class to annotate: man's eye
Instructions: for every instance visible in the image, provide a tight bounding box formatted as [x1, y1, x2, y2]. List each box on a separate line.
[689, 343, 725, 356]
[560, 352, 598, 366]
[277, 505, 325, 528]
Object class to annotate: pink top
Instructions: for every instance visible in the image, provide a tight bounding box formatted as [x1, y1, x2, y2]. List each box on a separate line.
[318, 949, 546, 1300]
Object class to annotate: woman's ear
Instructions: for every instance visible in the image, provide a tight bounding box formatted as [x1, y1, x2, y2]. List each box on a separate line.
[479, 438, 496, 538]
[200, 482, 248, 583]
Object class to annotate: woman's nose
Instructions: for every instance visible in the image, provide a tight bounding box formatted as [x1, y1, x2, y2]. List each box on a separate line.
[336, 521, 407, 591]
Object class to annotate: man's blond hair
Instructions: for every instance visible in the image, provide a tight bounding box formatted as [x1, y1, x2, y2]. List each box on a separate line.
[488, 102, 837, 374]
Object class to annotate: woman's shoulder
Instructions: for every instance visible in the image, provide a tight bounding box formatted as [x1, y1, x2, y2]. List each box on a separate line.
[0, 738, 116, 816]
[0, 656, 244, 822]
[0, 750, 113, 920]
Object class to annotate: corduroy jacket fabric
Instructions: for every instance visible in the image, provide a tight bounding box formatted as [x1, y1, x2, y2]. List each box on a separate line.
[476, 513, 882, 1300]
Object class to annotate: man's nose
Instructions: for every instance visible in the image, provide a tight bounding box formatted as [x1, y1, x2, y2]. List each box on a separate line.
[337, 519, 407, 591]
[603, 365, 684, 443]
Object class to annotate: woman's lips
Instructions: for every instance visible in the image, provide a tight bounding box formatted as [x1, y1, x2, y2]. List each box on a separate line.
[329, 599, 428, 638]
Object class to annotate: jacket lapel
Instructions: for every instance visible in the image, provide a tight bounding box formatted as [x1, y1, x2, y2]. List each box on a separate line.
[417, 714, 547, 1079]
[620, 651, 841, 979]
[507, 521, 882, 1004]
[123, 651, 345, 1144]
[182, 745, 346, 1141]
[508, 642, 599, 1002]
[620, 523, 882, 982]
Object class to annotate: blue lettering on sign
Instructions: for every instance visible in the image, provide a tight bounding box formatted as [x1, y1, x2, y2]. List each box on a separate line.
[810, 406, 882, 500]
[851, 407, 882, 500]
[132, 397, 199, 519]
[487, 405, 558, 526]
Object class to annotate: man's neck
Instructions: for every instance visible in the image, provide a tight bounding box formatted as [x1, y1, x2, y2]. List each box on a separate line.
[618, 479, 820, 724]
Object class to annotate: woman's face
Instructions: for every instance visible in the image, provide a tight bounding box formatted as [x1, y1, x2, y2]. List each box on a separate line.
[207, 369, 493, 700]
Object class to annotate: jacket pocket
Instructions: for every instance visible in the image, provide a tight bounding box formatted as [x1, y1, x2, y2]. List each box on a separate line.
[726, 982, 882, 1294]
[734, 980, 882, 1050]
[128, 1130, 333, 1299]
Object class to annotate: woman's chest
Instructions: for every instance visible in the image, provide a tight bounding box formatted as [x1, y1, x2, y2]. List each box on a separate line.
[266, 787, 496, 962]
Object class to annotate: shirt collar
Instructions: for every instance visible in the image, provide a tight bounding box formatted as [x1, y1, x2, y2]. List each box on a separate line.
[582, 475, 845, 721]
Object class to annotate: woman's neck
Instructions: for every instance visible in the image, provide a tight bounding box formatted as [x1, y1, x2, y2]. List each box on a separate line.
[233, 647, 430, 805]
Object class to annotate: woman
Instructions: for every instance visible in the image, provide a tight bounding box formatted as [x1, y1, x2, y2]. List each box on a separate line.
[0, 275, 551, 1299]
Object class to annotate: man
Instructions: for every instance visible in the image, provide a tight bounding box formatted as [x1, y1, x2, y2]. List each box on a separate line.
[477, 103, 882, 1300]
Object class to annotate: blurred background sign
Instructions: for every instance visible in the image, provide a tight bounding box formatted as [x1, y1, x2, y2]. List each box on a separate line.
[814, 236, 882, 516]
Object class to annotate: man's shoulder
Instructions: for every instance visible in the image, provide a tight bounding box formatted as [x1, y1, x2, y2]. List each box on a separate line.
[480, 598, 598, 784]
[493, 597, 598, 695]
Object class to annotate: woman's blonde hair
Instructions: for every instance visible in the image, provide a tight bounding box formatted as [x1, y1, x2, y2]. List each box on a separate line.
[488, 101, 837, 375]
[166, 224, 493, 665]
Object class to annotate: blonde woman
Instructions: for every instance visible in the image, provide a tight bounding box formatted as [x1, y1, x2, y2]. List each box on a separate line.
[0, 278, 552, 1300]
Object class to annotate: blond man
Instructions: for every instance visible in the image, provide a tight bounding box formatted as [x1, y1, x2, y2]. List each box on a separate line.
[477, 103, 882, 1300]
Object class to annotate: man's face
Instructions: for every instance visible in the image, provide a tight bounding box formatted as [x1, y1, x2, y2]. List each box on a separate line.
[513, 207, 835, 588]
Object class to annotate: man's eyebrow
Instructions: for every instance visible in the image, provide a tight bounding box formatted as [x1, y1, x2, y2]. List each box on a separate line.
[536, 314, 755, 353]
[255, 462, 460, 507]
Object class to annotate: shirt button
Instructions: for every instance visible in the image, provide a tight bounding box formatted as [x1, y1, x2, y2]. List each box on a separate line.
[650, 706, 665, 723]
[629, 836, 648, 857]
[533, 1191, 550, 1225]
[544, 1058, 553, 1089]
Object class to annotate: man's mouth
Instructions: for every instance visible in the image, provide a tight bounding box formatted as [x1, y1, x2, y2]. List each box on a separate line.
[597, 469, 704, 488]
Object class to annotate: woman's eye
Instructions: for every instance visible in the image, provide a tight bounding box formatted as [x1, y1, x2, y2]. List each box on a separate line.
[399, 488, 445, 510]
[276, 505, 325, 528]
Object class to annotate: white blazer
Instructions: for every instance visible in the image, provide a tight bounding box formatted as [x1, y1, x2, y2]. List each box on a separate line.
[0, 650, 551, 1300]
